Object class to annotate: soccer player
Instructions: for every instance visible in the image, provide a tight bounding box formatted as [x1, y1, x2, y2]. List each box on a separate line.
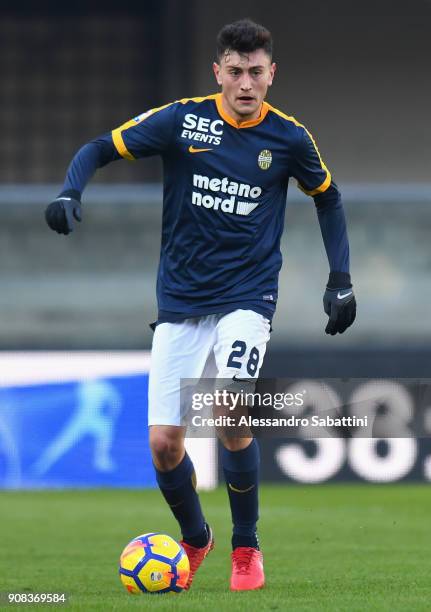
[45, 19, 356, 591]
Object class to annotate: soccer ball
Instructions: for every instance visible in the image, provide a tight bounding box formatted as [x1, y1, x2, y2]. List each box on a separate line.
[119, 533, 190, 594]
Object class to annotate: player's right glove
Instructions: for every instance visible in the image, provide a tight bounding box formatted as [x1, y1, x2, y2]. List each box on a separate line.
[45, 193, 82, 235]
[323, 272, 356, 335]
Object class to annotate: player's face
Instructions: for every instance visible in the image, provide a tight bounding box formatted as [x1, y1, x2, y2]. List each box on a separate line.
[213, 49, 276, 123]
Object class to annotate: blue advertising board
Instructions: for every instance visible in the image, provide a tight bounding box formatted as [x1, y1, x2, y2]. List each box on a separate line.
[0, 374, 156, 489]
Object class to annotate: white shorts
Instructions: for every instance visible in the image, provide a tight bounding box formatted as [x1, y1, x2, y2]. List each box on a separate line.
[148, 309, 271, 426]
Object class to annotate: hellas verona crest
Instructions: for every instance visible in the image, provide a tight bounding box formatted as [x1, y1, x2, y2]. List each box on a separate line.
[258, 149, 272, 170]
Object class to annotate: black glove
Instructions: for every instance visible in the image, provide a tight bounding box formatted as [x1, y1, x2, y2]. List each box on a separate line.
[45, 192, 82, 235]
[323, 272, 356, 335]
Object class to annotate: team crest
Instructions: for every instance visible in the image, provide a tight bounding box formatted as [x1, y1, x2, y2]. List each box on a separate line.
[258, 149, 272, 170]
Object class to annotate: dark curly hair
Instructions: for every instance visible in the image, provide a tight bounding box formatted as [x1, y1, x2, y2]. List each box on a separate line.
[216, 19, 273, 61]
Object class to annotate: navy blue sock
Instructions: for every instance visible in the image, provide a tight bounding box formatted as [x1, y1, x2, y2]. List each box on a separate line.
[222, 439, 260, 550]
[155, 452, 208, 546]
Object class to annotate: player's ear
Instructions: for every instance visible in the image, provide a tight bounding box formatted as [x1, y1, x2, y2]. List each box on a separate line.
[213, 62, 222, 86]
[268, 62, 276, 86]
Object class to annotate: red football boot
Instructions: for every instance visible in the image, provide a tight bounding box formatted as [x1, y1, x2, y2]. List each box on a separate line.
[230, 547, 265, 591]
[180, 526, 214, 590]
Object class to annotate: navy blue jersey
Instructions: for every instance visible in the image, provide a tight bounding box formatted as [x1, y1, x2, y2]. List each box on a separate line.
[109, 93, 334, 321]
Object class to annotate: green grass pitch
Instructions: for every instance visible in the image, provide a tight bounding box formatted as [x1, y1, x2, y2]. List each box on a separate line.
[0, 485, 430, 611]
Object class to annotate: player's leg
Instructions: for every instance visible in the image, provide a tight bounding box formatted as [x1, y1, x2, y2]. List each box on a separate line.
[150, 424, 208, 542]
[213, 309, 270, 590]
[148, 317, 217, 588]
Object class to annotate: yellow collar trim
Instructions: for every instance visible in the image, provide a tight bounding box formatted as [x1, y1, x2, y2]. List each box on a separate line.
[215, 93, 269, 129]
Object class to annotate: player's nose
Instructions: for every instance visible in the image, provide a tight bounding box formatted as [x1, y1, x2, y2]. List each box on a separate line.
[240, 74, 252, 90]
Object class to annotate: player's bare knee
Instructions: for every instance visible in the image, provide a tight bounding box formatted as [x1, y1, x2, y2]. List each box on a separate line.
[149, 426, 185, 470]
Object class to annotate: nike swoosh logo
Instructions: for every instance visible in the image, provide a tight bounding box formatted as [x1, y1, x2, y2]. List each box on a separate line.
[232, 375, 257, 383]
[188, 145, 213, 154]
[228, 483, 255, 494]
[337, 291, 353, 299]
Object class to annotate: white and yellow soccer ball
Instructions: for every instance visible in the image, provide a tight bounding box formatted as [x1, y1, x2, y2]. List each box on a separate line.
[119, 533, 190, 594]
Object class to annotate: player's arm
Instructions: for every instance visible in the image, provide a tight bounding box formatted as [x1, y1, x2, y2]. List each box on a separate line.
[314, 182, 356, 335]
[45, 104, 177, 235]
[291, 128, 356, 335]
[45, 135, 119, 234]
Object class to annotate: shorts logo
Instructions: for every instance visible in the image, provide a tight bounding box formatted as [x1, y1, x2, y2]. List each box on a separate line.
[258, 149, 272, 170]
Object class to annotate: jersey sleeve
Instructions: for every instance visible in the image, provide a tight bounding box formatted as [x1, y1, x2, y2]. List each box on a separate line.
[290, 127, 332, 196]
[314, 182, 350, 273]
[111, 102, 178, 160]
[60, 133, 121, 196]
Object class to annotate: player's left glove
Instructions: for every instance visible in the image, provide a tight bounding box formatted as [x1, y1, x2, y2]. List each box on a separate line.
[45, 192, 82, 235]
[323, 272, 356, 335]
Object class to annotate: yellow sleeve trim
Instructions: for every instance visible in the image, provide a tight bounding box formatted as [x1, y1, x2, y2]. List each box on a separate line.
[112, 119, 137, 160]
[111, 95, 219, 160]
[298, 169, 332, 196]
[268, 104, 332, 196]
[111, 101, 176, 160]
